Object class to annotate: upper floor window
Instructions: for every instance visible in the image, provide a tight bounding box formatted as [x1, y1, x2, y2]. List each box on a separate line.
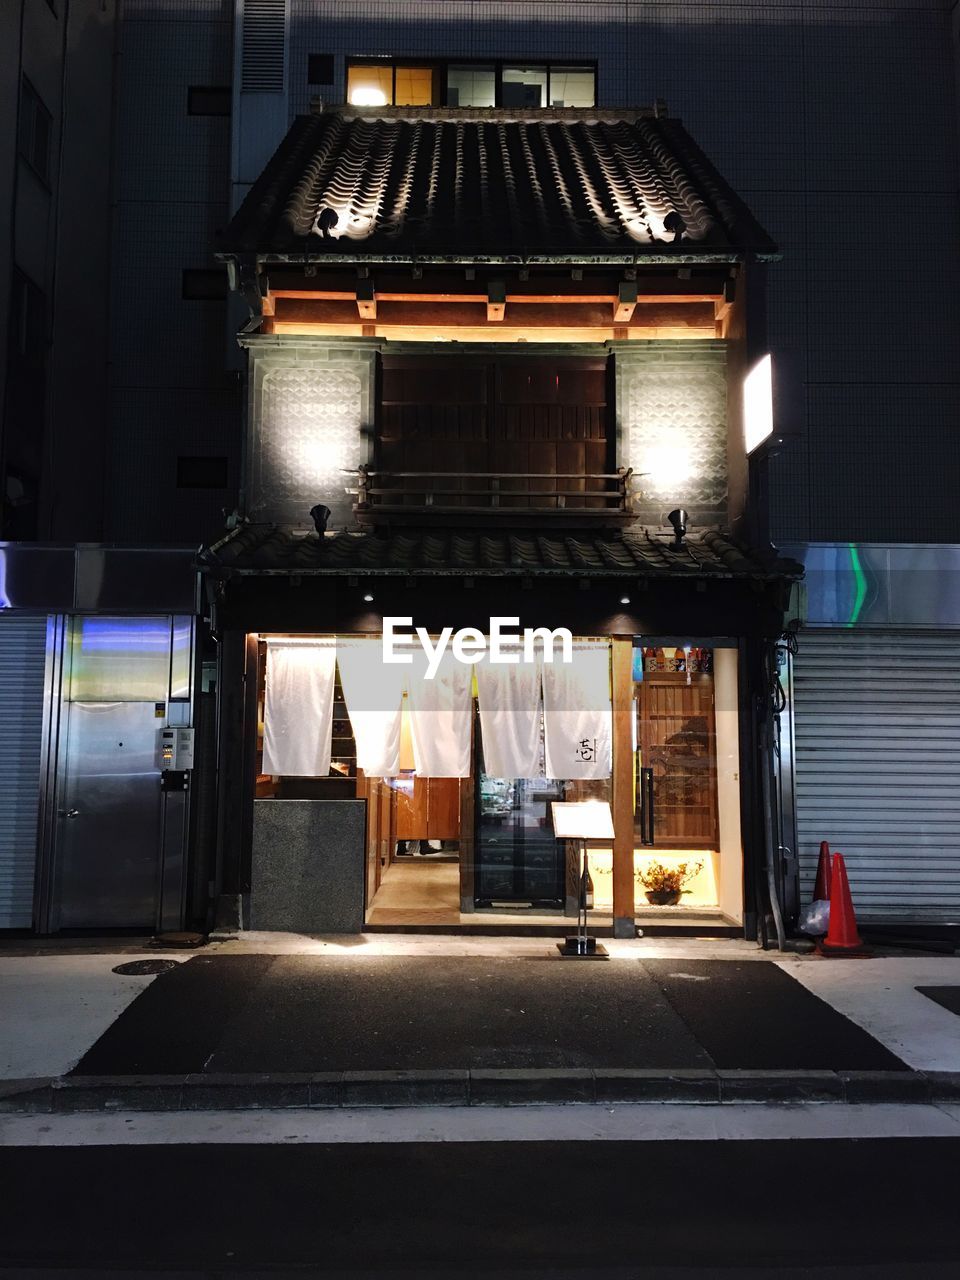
[346, 60, 595, 109]
[18, 78, 52, 184]
[347, 62, 437, 107]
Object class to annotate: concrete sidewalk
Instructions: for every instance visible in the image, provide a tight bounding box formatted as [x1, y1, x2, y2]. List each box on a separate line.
[2, 936, 959, 1112]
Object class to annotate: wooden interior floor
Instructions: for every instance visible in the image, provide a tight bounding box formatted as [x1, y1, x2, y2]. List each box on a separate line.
[366, 859, 737, 930]
[366, 859, 461, 926]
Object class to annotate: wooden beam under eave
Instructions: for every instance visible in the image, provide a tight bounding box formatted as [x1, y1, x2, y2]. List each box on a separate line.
[487, 280, 506, 322]
[613, 280, 637, 323]
[271, 321, 718, 342]
[271, 298, 717, 330]
[267, 267, 730, 301]
[271, 286, 723, 305]
[356, 278, 377, 320]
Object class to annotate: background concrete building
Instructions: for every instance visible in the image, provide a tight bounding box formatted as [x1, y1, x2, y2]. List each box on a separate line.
[1, 0, 116, 540]
[4, 0, 959, 546]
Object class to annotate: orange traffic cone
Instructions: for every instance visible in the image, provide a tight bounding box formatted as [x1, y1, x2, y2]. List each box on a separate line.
[822, 853, 864, 953]
[813, 841, 832, 900]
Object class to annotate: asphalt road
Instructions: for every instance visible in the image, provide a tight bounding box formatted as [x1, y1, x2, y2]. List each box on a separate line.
[1, 1138, 958, 1276]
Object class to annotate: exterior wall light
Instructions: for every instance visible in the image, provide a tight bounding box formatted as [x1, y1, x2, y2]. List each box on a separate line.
[743, 353, 774, 453]
[620, 595, 631, 605]
[363, 593, 374, 603]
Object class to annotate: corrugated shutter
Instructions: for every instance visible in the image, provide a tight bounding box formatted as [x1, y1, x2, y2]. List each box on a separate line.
[241, 0, 286, 92]
[0, 614, 48, 928]
[793, 629, 960, 923]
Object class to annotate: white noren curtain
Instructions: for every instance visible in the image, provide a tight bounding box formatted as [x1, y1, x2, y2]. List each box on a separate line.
[406, 648, 473, 778]
[542, 642, 612, 780]
[475, 652, 542, 779]
[337, 638, 406, 777]
[262, 640, 336, 777]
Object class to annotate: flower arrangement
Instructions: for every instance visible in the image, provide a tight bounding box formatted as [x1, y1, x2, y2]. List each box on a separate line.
[636, 859, 703, 906]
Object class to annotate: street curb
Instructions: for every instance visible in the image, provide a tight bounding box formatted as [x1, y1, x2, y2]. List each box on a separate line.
[0, 1068, 956, 1113]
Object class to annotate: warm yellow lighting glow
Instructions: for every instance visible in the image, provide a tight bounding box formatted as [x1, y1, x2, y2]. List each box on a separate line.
[743, 353, 774, 453]
[347, 64, 392, 106]
[350, 86, 388, 106]
[585, 849, 720, 911]
[643, 442, 693, 493]
[394, 66, 434, 106]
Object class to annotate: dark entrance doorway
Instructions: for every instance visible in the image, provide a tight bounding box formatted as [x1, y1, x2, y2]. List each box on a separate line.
[475, 721, 565, 907]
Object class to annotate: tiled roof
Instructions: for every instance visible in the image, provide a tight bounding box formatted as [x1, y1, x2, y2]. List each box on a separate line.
[204, 525, 802, 581]
[222, 108, 777, 261]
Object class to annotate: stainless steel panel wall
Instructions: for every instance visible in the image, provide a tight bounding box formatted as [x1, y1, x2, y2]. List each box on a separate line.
[55, 702, 163, 928]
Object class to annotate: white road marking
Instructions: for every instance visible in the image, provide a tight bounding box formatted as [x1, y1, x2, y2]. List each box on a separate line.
[2, 1103, 959, 1147]
[0, 956, 175, 1080]
[775, 955, 960, 1073]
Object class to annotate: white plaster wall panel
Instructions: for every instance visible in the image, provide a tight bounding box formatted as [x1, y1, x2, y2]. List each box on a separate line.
[616, 344, 728, 527]
[249, 346, 376, 527]
[115, 18, 232, 203]
[109, 387, 241, 542]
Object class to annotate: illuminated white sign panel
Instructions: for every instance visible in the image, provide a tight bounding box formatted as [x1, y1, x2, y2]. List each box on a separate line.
[383, 616, 573, 679]
[743, 353, 774, 454]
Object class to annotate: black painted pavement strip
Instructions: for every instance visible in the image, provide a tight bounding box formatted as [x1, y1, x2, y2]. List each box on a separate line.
[1, 1140, 959, 1271]
[917, 985, 960, 1017]
[640, 959, 909, 1070]
[71, 953, 275, 1076]
[69, 956, 908, 1080]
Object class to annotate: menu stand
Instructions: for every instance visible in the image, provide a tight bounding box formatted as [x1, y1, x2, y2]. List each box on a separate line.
[551, 801, 613, 961]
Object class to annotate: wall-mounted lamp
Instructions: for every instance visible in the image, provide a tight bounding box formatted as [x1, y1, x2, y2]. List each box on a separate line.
[363, 593, 374, 603]
[620, 595, 631, 606]
[310, 504, 332, 534]
[667, 508, 688, 548]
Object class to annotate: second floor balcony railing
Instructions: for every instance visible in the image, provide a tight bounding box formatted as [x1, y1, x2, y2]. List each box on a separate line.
[346, 466, 636, 526]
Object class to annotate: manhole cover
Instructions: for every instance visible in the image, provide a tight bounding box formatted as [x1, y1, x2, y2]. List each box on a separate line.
[153, 931, 207, 949]
[112, 959, 180, 976]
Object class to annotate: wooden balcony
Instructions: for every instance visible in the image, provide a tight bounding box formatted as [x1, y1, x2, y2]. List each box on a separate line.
[346, 466, 637, 528]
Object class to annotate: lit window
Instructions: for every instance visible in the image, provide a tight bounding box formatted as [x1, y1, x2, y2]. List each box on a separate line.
[549, 66, 595, 108]
[447, 65, 496, 108]
[501, 66, 548, 108]
[394, 65, 434, 106]
[347, 64, 393, 106]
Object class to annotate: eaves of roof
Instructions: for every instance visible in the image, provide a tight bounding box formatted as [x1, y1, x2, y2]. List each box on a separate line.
[202, 525, 804, 583]
[221, 108, 779, 264]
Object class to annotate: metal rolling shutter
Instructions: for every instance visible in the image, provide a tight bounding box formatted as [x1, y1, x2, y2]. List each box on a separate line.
[793, 630, 960, 923]
[0, 614, 48, 928]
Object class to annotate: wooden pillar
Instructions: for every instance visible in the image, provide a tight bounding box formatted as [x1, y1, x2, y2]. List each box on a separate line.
[611, 637, 636, 937]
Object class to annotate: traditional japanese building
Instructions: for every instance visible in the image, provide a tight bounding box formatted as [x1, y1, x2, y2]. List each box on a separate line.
[202, 102, 801, 942]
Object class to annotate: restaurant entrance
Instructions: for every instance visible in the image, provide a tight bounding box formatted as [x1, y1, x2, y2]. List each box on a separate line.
[249, 631, 744, 933]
